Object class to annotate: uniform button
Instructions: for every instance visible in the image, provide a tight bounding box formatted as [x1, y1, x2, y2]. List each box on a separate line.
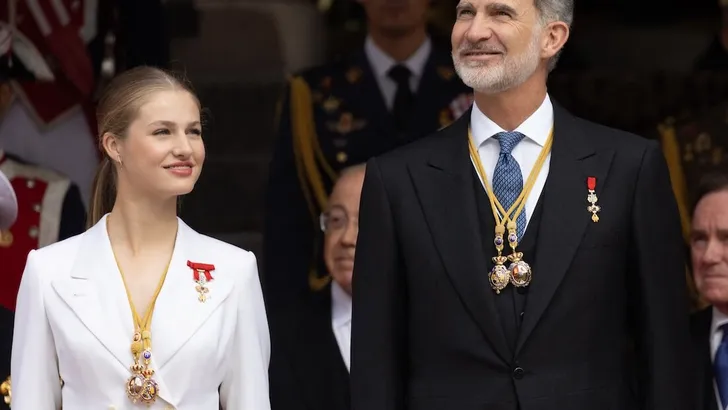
[33, 203, 41, 212]
[26, 179, 35, 188]
[108, 406, 116, 410]
[28, 227, 39, 238]
[520, 312, 525, 318]
[512, 367, 525, 380]
[336, 151, 348, 163]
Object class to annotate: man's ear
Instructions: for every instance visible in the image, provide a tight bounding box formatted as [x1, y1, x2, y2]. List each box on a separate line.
[540, 21, 569, 60]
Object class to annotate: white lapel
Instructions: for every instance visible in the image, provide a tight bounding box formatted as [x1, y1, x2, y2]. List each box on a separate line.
[50, 216, 235, 406]
[50, 214, 135, 371]
[151, 219, 237, 370]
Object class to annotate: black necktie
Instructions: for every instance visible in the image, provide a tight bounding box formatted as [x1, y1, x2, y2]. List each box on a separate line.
[387, 64, 414, 133]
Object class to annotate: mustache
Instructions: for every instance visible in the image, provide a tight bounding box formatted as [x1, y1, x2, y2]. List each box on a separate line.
[457, 42, 505, 54]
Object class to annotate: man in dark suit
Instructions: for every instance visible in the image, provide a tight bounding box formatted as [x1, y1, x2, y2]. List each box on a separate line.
[263, 0, 473, 306]
[350, 0, 694, 409]
[269, 165, 365, 410]
[689, 172, 728, 410]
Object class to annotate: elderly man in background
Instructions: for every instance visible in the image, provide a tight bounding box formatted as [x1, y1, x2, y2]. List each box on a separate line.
[269, 164, 365, 410]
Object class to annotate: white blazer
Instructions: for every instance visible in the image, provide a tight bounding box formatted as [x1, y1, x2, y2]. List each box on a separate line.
[10, 214, 271, 410]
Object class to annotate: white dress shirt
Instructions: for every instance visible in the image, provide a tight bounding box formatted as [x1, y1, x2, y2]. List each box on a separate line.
[469, 95, 554, 232]
[331, 281, 352, 372]
[711, 307, 728, 409]
[364, 35, 431, 110]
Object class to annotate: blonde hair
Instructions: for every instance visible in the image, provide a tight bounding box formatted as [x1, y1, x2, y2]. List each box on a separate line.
[87, 66, 200, 228]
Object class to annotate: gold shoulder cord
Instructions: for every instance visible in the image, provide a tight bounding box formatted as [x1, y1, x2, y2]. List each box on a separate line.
[289, 77, 337, 291]
[657, 120, 707, 311]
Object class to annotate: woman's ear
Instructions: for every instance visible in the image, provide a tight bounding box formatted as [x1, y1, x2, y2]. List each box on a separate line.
[100, 132, 122, 164]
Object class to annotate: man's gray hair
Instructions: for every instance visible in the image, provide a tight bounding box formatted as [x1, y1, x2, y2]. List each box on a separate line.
[534, 0, 574, 71]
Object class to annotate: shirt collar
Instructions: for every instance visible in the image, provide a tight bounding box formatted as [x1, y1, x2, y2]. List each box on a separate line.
[711, 306, 728, 336]
[364, 35, 432, 81]
[469, 93, 553, 149]
[331, 280, 352, 328]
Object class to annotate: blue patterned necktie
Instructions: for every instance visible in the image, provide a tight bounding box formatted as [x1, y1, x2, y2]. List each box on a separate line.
[491, 131, 526, 241]
[715, 324, 728, 409]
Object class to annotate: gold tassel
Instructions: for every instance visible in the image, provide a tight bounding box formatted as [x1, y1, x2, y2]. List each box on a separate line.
[657, 120, 708, 312]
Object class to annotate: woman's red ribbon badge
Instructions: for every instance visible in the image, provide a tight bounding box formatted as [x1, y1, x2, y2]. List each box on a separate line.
[586, 177, 601, 222]
[187, 261, 215, 303]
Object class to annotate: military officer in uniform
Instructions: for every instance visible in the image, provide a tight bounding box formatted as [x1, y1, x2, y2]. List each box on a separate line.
[0, 0, 100, 205]
[658, 102, 728, 312]
[263, 0, 474, 304]
[0, 150, 85, 409]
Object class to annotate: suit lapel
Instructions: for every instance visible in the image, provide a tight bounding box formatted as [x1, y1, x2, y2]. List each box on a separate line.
[151, 220, 236, 371]
[50, 216, 236, 407]
[51, 215, 134, 372]
[408, 113, 511, 362]
[515, 105, 615, 354]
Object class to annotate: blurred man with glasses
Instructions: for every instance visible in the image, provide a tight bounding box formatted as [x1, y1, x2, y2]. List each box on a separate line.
[268, 164, 365, 410]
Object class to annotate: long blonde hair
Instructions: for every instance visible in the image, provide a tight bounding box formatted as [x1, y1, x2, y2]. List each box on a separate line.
[87, 67, 200, 228]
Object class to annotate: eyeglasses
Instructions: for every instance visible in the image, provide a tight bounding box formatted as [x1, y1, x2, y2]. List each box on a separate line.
[320, 208, 356, 233]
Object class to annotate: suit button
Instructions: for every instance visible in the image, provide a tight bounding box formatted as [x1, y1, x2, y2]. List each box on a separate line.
[512, 367, 525, 380]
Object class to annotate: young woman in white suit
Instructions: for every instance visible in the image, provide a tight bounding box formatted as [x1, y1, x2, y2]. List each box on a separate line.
[10, 67, 271, 409]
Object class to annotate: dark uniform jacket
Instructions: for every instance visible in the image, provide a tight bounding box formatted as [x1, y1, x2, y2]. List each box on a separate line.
[263, 43, 472, 304]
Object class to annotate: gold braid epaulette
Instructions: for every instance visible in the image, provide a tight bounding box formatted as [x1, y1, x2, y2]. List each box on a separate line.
[657, 118, 708, 312]
[657, 118, 690, 242]
[289, 76, 339, 291]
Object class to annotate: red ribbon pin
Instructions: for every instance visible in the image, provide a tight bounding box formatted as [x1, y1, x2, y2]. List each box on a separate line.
[586, 177, 600, 222]
[587, 177, 596, 191]
[187, 261, 215, 282]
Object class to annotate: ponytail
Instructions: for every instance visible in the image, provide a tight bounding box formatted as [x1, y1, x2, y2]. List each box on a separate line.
[87, 157, 117, 229]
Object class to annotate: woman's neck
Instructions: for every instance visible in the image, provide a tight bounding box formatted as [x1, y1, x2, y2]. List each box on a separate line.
[107, 195, 178, 257]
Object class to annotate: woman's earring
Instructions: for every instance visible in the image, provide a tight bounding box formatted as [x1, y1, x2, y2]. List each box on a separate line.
[117, 156, 123, 168]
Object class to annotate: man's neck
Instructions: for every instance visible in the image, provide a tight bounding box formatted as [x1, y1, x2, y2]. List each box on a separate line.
[368, 27, 428, 62]
[474, 76, 548, 131]
[715, 303, 728, 317]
